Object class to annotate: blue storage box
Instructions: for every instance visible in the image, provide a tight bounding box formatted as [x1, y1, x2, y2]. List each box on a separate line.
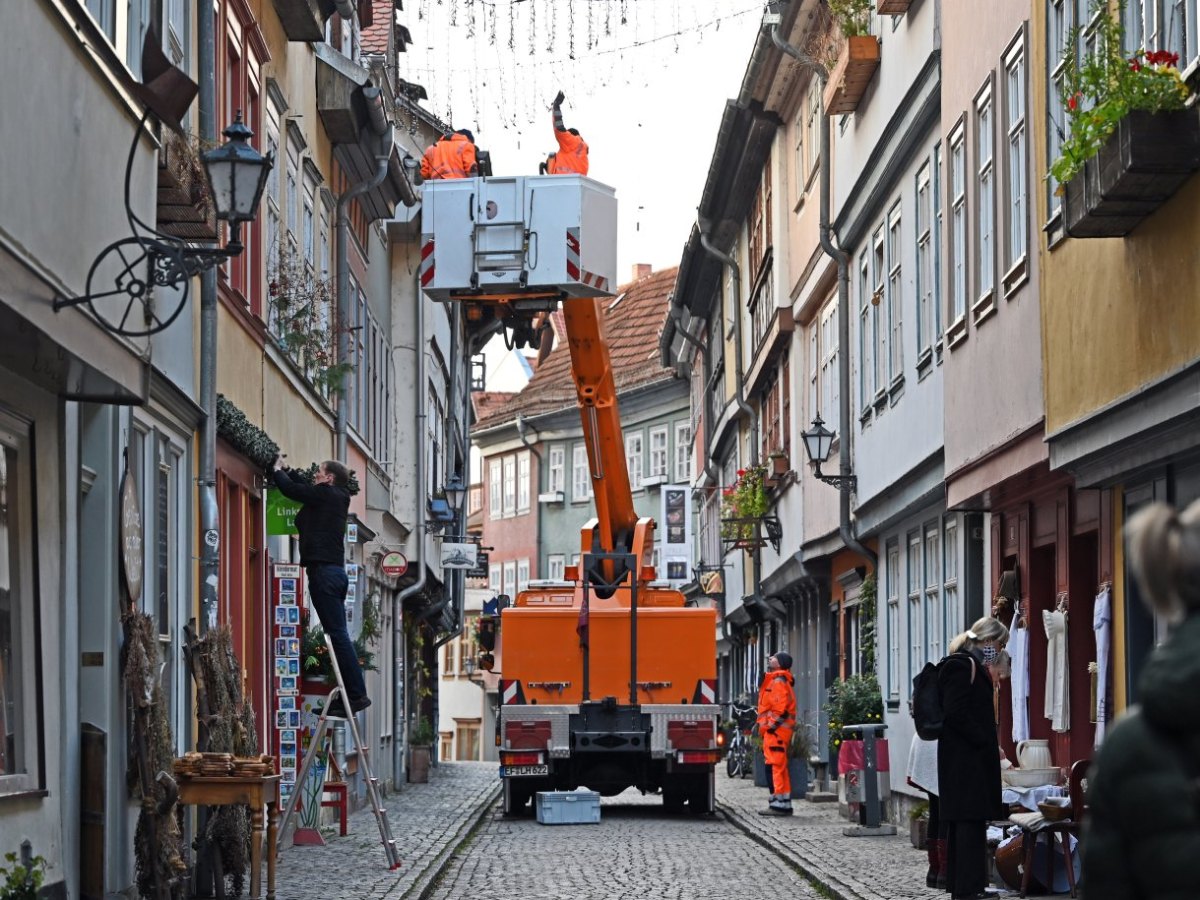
[535, 790, 601, 825]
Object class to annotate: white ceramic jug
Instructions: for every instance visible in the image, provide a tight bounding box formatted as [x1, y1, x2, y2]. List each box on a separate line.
[1016, 738, 1052, 770]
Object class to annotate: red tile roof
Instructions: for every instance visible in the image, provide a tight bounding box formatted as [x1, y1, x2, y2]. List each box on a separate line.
[472, 391, 517, 422]
[360, 0, 390, 55]
[473, 267, 678, 431]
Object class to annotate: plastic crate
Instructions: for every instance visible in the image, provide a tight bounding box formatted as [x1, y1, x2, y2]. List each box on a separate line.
[535, 790, 601, 825]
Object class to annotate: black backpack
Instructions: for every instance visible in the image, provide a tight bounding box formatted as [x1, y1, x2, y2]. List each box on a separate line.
[911, 652, 975, 740]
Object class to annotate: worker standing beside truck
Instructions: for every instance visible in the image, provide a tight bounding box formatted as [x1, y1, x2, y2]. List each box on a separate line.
[548, 91, 589, 175]
[757, 651, 797, 816]
[420, 128, 479, 180]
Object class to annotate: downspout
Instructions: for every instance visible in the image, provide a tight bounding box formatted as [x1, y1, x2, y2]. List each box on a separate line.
[336, 122, 395, 462]
[770, 23, 876, 568]
[394, 268, 428, 780]
[197, 0, 218, 634]
[665, 300, 729, 640]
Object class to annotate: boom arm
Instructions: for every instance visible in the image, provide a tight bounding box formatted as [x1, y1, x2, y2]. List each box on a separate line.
[563, 297, 655, 592]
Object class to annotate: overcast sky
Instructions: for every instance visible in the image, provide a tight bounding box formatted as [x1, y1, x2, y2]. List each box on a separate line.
[399, 0, 764, 283]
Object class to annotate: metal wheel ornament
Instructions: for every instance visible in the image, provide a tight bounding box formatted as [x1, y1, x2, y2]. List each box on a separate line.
[82, 238, 191, 337]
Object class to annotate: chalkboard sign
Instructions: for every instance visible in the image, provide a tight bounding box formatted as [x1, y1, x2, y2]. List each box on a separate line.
[120, 468, 143, 605]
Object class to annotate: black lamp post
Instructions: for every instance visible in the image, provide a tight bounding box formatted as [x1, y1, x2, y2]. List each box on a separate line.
[801, 414, 857, 491]
[55, 109, 273, 337]
[443, 472, 467, 511]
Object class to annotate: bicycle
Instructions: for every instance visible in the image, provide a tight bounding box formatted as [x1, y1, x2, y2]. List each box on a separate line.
[723, 701, 757, 779]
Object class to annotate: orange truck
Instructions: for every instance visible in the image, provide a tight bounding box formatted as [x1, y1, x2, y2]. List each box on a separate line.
[421, 174, 721, 814]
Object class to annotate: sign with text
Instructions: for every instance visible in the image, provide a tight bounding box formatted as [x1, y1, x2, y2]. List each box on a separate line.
[439, 542, 478, 569]
[466, 551, 489, 580]
[120, 468, 143, 604]
[266, 487, 301, 536]
[381, 551, 408, 578]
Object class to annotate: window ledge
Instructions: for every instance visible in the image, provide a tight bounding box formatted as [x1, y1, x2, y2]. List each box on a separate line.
[1003, 256, 1029, 297]
[945, 316, 968, 351]
[1045, 210, 1067, 250]
[973, 291, 998, 326]
[0, 788, 49, 805]
[859, 406, 873, 427]
[916, 347, 934, 379]
[873, 389, 889, 413]
[537, 491, 565, 504]
[888, 374, 905, 405]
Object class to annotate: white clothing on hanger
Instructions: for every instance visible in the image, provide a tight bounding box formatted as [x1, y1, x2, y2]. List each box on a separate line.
[1094, 586, 1112, 746]
[1043, 609, 1070, 732]
[1009, 608, 1030, 744]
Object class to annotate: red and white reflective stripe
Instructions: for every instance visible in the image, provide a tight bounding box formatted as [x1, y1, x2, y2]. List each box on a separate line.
[692, 678, 717, 705]
[502, 679, 520, 705]
[419, 235, 436, 287]
[566, 228, 581, 281]
[579, 269, 609, 292]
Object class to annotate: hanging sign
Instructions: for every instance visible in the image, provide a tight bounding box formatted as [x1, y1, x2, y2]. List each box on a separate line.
[120, 468, 143, 604]
[381, 551, 408, 578]
[439, 543, 478, 570]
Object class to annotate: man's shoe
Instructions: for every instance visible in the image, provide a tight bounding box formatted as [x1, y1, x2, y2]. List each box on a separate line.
[758, 806, 794, 816]
[318, 697, 349, 719]
[352, 696, 372, 713]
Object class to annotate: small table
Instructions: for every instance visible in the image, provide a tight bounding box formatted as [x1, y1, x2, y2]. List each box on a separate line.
[177, 774, 281, 900]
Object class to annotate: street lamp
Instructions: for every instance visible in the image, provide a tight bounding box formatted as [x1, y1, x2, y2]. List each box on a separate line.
[801, 414, 857, 491]
[54, 109, 274, 337]
[443, 472, 467, 511]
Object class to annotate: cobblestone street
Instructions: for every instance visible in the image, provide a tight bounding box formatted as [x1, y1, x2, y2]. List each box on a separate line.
[273, 762, 989, 900]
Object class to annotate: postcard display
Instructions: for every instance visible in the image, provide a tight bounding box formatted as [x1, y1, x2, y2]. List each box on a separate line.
[270, 564, 306, 814]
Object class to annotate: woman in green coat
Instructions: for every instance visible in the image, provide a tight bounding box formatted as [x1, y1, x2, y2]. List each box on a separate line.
[1082, 498, 1200, 899]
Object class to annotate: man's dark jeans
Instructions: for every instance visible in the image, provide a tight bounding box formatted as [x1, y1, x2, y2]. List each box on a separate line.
[306, 563, 368, 706]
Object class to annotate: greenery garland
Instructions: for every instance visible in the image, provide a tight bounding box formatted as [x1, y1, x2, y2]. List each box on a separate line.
[215, 395, 280, 472]
[859, 571, 878, 674]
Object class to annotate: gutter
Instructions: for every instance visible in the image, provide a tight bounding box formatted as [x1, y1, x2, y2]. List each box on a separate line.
[769, 19, 877, 568]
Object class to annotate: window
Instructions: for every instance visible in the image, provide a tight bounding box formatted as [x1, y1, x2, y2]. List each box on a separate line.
[924, 523, 943, 664]
[872, 228, 887, 399]
[933, 143, 943, 343]
[625, 434, 644, 490]
[502, 456, 516, 517]
[916, 162, 934, 359]
[1125, 0, 1195, 75]
[886, 540, 901, 701]
[750, 279, 774, 351]
[86, 0, 116, 42]
[573, 445, 591, 501]
[948, 124, 968, 330]
[0, 411, 38, 792]
[907, 531, 923, 686]
[548, 555, 566, 580]
[517, 559, 530, 593]
[857, 250, 874, 415]
[488, 459, 502, 520]
[548, 445, 565, 496]
[1004, 33, 1028, 282]
[1046, 0, 1072, 217]
[488, 564, 501, 594]
[748, 162, 773, 283]
[455, 722, 481, 761]
[649, 427, 669, 479]
[517, 451, 531, 513]
[943, 518, 960, 647]
[975, 83, 996, 314]
[819, 299, 839, 434]
[886, 203, 903, 381]
[502, 561, 517, 599]
[805, 81, 821, 184]
[674, 423, 692, 484]
[760, 354, 790, 460]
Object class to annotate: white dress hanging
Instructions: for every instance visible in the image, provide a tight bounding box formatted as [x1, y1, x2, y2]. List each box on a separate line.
[1009, 608, 1030, 744]
[1043, 609, 1070, 732]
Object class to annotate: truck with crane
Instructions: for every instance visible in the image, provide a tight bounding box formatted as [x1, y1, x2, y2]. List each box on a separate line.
[420, 173, 721, 814]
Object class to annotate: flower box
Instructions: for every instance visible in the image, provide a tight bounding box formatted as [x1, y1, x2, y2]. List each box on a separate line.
[156, 130, 217, 241]
[769, 453, 790, 477]
[876, 0, 912, 14]
[1064, 109, 1200, 238]
[823, 36, 880, 116]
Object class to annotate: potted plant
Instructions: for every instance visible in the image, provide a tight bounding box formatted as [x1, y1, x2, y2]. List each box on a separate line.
[786, 727, 815, 800]
[408, 717, 436, 784]
[1052, 2, 1199, 237]
[824, 0, 880, 115]
[768, 451, 790, 478]
[909, 800, 930, 849]
[301, 604, 378, 694]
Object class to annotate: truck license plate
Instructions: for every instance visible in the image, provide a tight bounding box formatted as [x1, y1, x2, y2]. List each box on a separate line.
[500, 764, 550, 777]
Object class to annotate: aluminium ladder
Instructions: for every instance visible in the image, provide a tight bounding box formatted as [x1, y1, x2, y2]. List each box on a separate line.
[277, 635, 401, 869]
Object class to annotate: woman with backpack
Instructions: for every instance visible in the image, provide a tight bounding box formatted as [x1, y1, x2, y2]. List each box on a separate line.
[938, 616, 1009, 899]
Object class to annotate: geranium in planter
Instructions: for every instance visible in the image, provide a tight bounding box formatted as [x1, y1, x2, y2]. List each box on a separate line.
[1051, 4, 1198, 237]
[720, 464, 769, 547]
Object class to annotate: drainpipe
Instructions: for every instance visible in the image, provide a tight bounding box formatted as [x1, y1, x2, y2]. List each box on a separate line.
[336, 124, 394, 462]
[394, 269, 428, 780]
[770, 22, 876, 568]
[197, 0, 218, 636]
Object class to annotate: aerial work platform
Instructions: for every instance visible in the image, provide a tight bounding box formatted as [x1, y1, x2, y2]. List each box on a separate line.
[418, 174, 617, 302]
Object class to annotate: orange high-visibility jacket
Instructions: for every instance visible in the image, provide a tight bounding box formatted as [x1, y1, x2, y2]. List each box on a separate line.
[549, 110, 589, 175]
[420, 133, 477, 180]
[757, 668, 796, 766]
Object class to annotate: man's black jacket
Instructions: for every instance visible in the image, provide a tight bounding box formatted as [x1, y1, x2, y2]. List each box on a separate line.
[272, 469, 349, 566]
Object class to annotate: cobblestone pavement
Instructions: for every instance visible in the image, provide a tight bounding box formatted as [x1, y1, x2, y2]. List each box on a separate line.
[275, 763, 1031, 900]
[274, 762, 500, 900]
[427, 789, 822, 900]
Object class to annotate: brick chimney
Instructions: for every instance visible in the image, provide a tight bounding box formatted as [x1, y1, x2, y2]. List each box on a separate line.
[632, 263, 652, 282]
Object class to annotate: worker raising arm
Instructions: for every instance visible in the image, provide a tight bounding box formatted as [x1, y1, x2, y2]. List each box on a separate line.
[548, 91, 589, 176]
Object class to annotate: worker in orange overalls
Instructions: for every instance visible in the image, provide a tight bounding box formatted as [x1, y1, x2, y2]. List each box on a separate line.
[757, 650, 796, 816]
[546, 91, 589, 175]
[419, 129, 478, 180]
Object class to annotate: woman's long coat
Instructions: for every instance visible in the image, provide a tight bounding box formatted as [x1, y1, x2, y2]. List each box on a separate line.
[937, 650, 1002, 822]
